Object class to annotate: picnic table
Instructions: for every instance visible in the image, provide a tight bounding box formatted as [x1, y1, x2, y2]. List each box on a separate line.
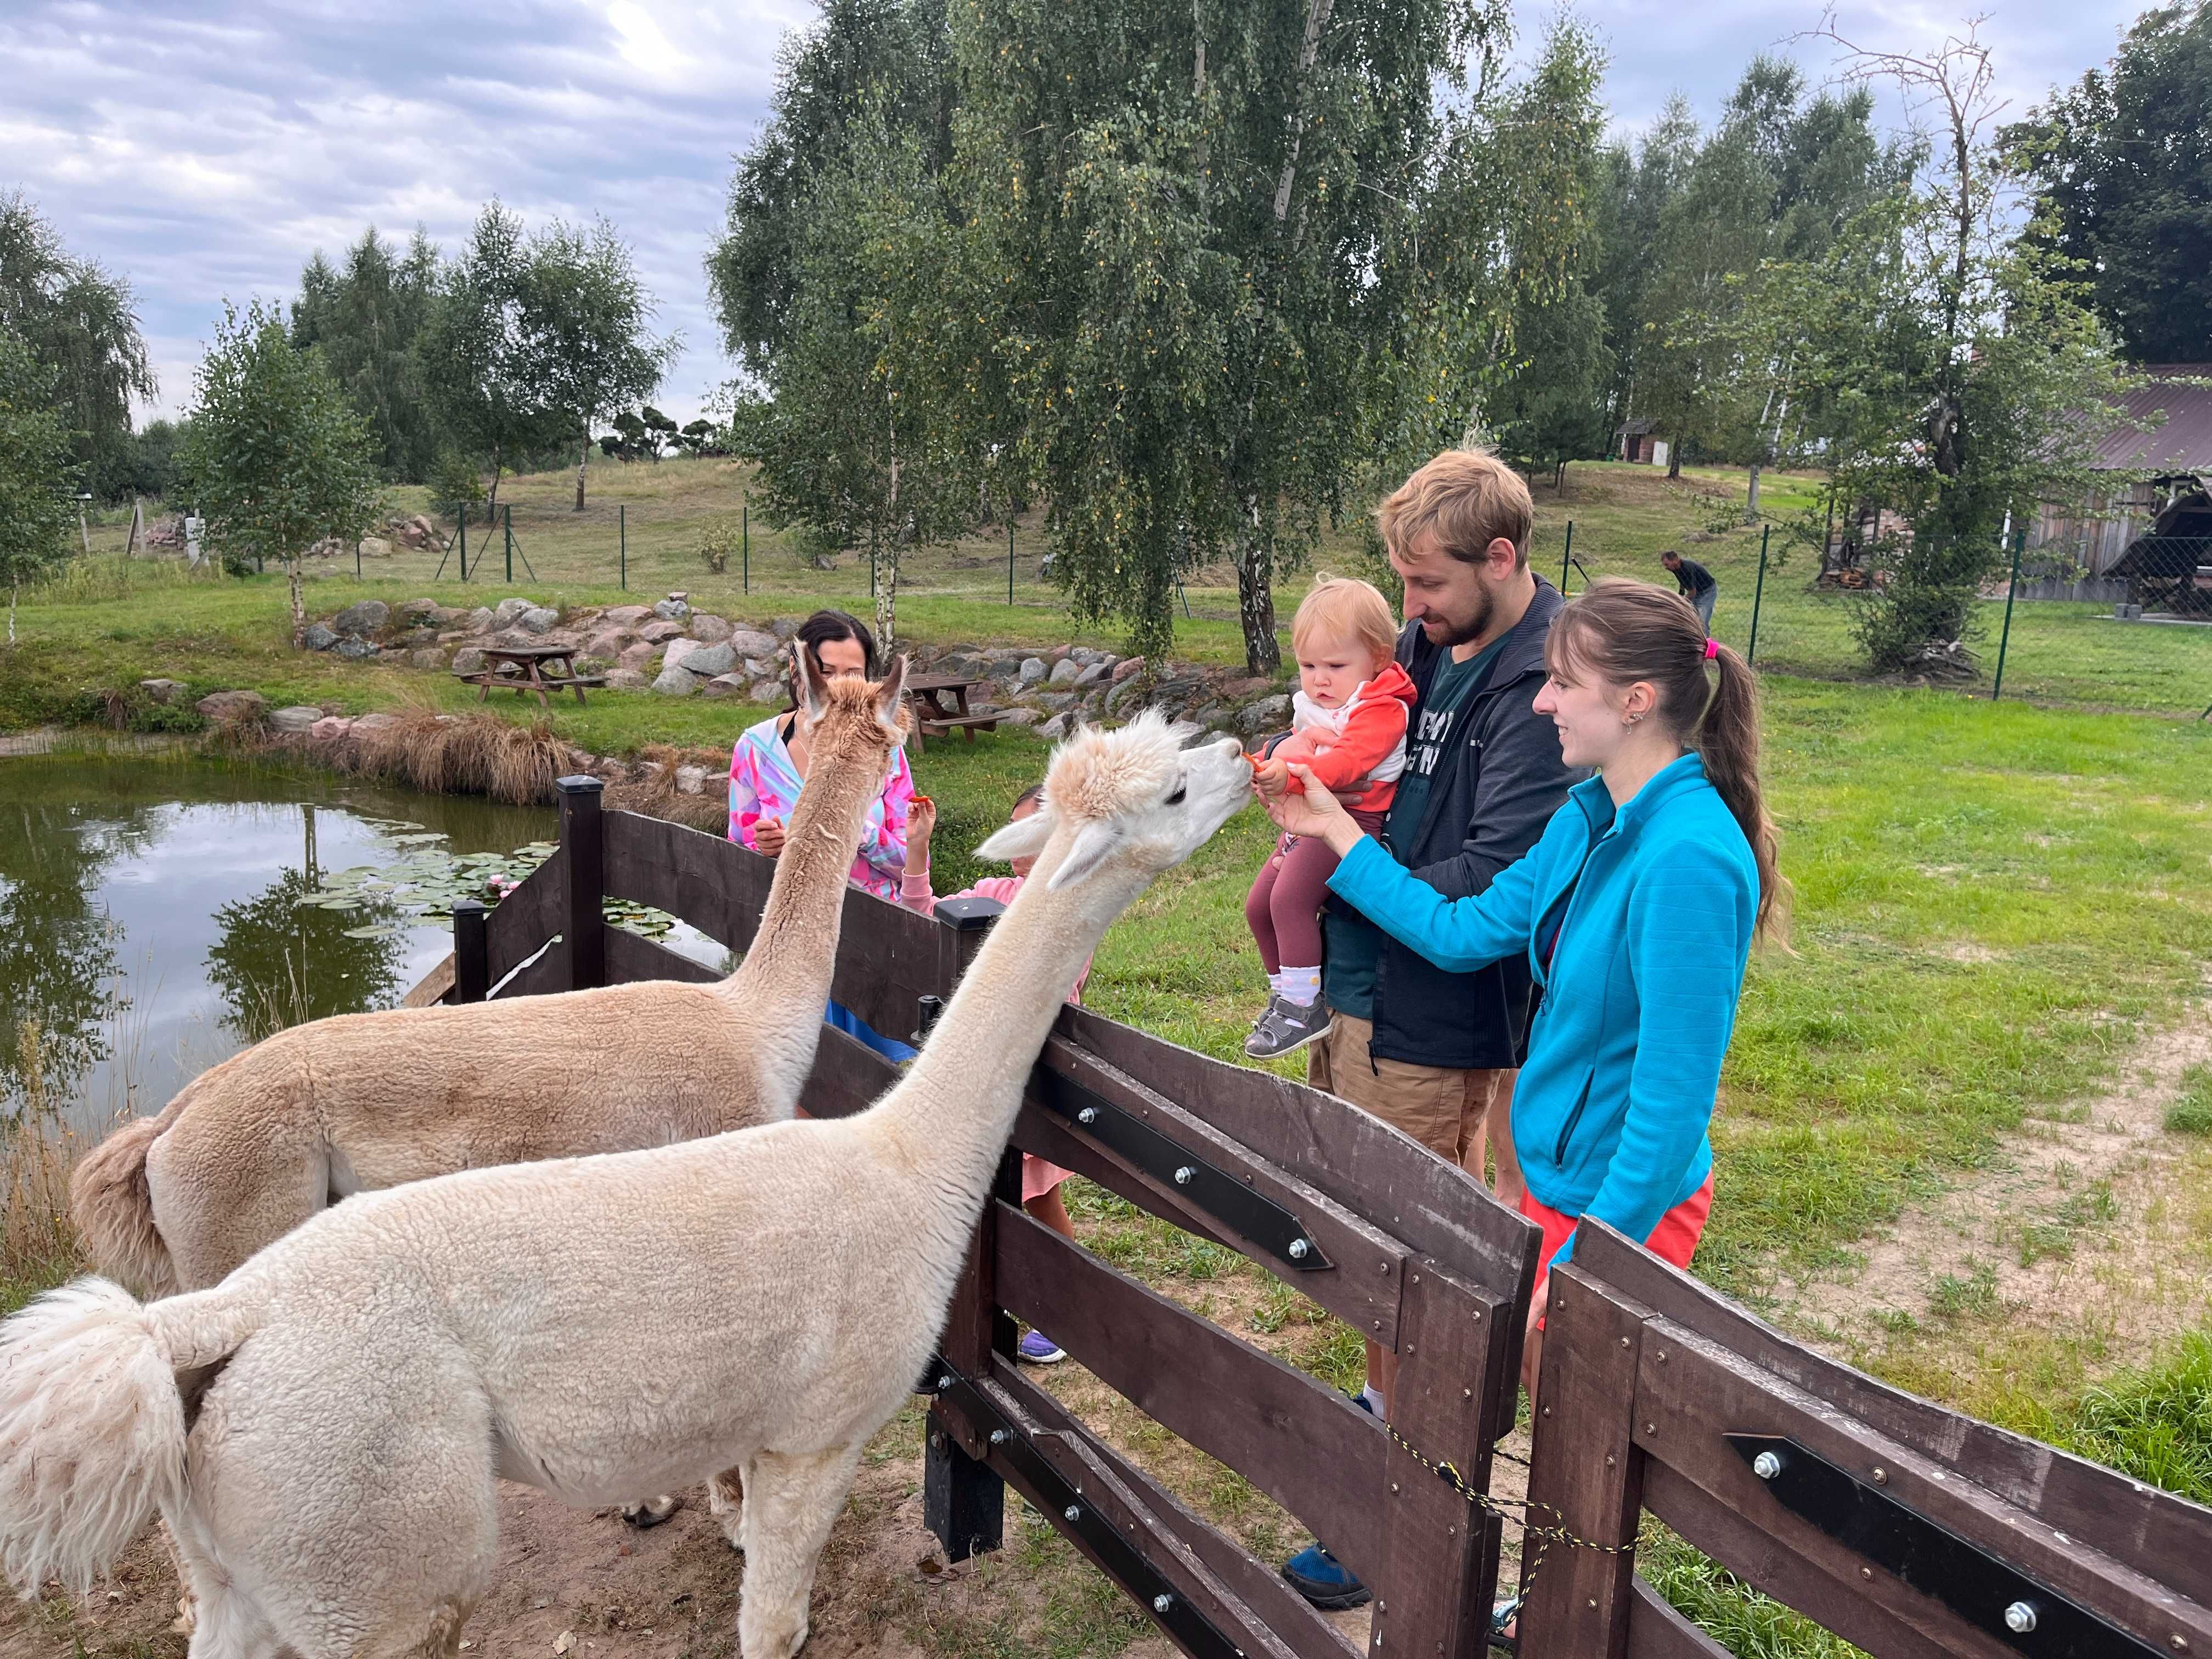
[454, 644, 606, 708]
[904, 673, 998, 755]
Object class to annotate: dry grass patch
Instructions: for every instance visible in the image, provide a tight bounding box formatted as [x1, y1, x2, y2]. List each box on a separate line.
[330, 703, 573, 805]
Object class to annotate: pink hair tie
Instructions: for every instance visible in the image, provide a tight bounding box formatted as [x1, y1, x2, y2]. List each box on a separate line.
[1703, 637, 1720, 661]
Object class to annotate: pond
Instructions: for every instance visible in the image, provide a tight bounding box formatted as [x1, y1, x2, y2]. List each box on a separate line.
[0, 751, 725, 1135]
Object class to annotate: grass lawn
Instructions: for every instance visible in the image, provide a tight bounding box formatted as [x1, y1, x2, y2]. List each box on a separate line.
[24, 469, 2212, 1656]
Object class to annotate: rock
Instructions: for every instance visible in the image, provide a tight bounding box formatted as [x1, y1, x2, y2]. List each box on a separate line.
[399, 597, 441, 620]
[701, 674, 751, 699]
[268, 705, 321, 734]
[1037, 713, 1071, 740]
[409, 648, 449, 672]
[300, 623, 340, 652]
[652, 664, 699, 696]
[1110, 656, 1147, 682]
[517, 606, 560, 635]
[139, 678, 188, 704]
[1186, 703, 1228, 731]
[1237, 694, 1292, 737]
[997, 707, 1042, 727]
[1104, 677, 1149, 714]
[1074, 662, 1111, 687]
[1220, 676, 1273, 701]
[1047, 658, 1082, 686]
[689, 613, 733, 642]
[309, 715, 353, 742]
[493, 597, 539, 628]
[452, 647, 486, 675]
[602, 604, 651, 626]
[653, 596, 692, 622]
[352, 712, 399, 736]
[606, 669, 650, 690]
[748, 679, 786, 703]
[357, 537, 392, 561]
[332, 599, 389, 637]
[674, 764, 708, 795]
[1018, 657, 1048, 684]
[463, 607, 496, 633]
[638, 619, 687, 644]
[727, 628, 780, 660]
[1033, 691, 1078, 712]
[334, 637, 377, 661]
[618, 642, 659, 670]
[195, 690, 267, 722]
[770, 616, 800, 639]
[940, 652, 988, 679]
[676, 641, 736, 678]
[582, 628, 633, 659]
[663, 637, 700, 672]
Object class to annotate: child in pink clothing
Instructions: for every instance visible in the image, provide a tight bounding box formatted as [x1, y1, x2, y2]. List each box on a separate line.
[902, 784, 1085, 1365]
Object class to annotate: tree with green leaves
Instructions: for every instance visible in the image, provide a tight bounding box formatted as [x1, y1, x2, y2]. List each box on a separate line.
[519, 217, 675, 511]
[0, 193, 156, 503]
[178, 301, 383, 646]
[0, 330, 81, 644]
[2006, 1, 2212, 362]
[1770, 19, 2135, 671]
[291, 227, 443, 482]
[734, 97, 979, 652]
[417, 204, 564, 512]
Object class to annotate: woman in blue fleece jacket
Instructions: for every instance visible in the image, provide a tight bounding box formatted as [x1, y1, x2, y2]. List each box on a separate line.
[1262, 577, 1786, 1400]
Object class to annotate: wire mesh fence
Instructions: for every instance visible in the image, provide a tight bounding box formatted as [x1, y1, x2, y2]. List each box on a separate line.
[1528, 518, 2212, 719]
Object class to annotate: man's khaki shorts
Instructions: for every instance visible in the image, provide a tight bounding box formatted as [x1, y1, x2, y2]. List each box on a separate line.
[1307, 1011, 1511, 1172]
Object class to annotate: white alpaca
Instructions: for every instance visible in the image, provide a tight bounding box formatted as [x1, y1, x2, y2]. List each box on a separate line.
[68, 648, 909, 1302]
[0, 714, 1250, 1659]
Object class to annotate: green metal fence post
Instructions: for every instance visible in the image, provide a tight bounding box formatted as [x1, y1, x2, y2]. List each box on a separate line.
[504, 504, 514, 584]
[1561, 521, 1573, 593]
[619, 504, 627, 590]
[459, 504, 469, 581]
[1748, 525, 1769, 664]
[1991, 529, 2024, 701]
[1008, 521, 1015, 605]
[742, 504, 749, 594]
[356, 539, 362, 579]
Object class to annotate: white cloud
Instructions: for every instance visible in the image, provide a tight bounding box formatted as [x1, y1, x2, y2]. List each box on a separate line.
[3, 0, 2137, 429]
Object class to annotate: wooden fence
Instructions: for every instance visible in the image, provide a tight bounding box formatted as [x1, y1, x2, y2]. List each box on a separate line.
[427, 776, 2212, 1659]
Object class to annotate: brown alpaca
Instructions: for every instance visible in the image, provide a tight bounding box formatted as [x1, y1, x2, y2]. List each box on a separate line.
[70, 649, 911, 1300]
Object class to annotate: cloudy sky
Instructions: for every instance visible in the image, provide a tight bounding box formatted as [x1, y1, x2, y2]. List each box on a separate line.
[3, 0, 2141, 427]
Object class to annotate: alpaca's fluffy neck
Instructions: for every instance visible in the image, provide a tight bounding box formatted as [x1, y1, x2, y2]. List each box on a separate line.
[716, 719, 889, 1080]
[865, 833, 1144, 1236]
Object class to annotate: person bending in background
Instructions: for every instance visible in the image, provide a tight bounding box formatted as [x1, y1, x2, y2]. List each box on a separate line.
[726, 608, 918, 1060]
[901, 785, 1085, 1365]
[1661, 549, 1718, 630]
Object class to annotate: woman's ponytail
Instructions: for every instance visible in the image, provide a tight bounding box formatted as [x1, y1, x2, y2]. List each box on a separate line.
[1697, 642, 1790, 946]
[1544, 578, 1790, 946]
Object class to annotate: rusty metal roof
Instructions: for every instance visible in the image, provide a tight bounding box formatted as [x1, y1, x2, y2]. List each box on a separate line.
[2090, 364, 2212, 473]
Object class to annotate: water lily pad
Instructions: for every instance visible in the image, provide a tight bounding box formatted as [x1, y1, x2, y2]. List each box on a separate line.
[342, 924, 399, 940]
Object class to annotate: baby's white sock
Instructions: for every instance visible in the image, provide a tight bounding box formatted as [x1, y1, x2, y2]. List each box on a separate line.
[1361, 1384, 1388, 1419]
[1279, 966, 1322, 1007]
[1266, 970, 1284, 997]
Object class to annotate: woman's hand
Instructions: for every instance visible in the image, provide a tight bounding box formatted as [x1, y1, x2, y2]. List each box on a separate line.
[1261, 764, 1363, 853]
[908, 795, 938, 854]
[752, 817, 787, 857]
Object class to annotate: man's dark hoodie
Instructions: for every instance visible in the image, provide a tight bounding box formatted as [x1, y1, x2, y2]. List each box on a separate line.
[1320, 576, 1584, 1070]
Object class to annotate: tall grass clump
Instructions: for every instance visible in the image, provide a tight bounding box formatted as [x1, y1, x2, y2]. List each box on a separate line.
[604, 742, 730, 833]
[25, 552, 217, 608]
[331, 703, 572, 805]
[3, 1022, 89, 1316]
[2058, 1333, 2212, 1506]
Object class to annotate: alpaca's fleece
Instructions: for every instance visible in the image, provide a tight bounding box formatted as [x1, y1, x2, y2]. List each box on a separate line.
[69, 659, 910, 1300]
[0, 718, 1251, 1659]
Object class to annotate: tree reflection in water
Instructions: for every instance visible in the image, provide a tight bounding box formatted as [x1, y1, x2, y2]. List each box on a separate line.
[0, 798, 126, 1117]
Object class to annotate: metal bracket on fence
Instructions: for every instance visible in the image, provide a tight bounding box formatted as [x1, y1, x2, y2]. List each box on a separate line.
[1726, 1435, 2164, 1659]
[926, 1356, 1247, 1659]
[1036, 1064, 1334, 1272]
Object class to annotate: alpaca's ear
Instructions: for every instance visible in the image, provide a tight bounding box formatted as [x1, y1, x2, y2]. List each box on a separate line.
[1046, 821, 1121, 891]
[794, 641, 831, 723]
[875, 654, 911, 730]
[977, 808, 1056, 864]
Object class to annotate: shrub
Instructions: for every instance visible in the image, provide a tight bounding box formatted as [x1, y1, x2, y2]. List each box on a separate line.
[699, 515, 743, 575]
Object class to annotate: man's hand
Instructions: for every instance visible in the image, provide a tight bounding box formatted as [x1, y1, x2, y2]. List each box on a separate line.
[1521, 1274, 1550, 1406]
[752, 817, 788, 857]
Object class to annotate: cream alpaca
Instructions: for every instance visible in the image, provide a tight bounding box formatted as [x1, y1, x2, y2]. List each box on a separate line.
[68, 648, 910, 1301]
[0, 714, 1250, 1659]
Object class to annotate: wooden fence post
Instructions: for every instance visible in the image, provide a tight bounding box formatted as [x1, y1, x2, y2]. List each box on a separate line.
[924, 898, 1012, 1561]
[557, 775, 605, 991]
[452, 899, 489, 1003]
[1516, 1265, 1652, 1659]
